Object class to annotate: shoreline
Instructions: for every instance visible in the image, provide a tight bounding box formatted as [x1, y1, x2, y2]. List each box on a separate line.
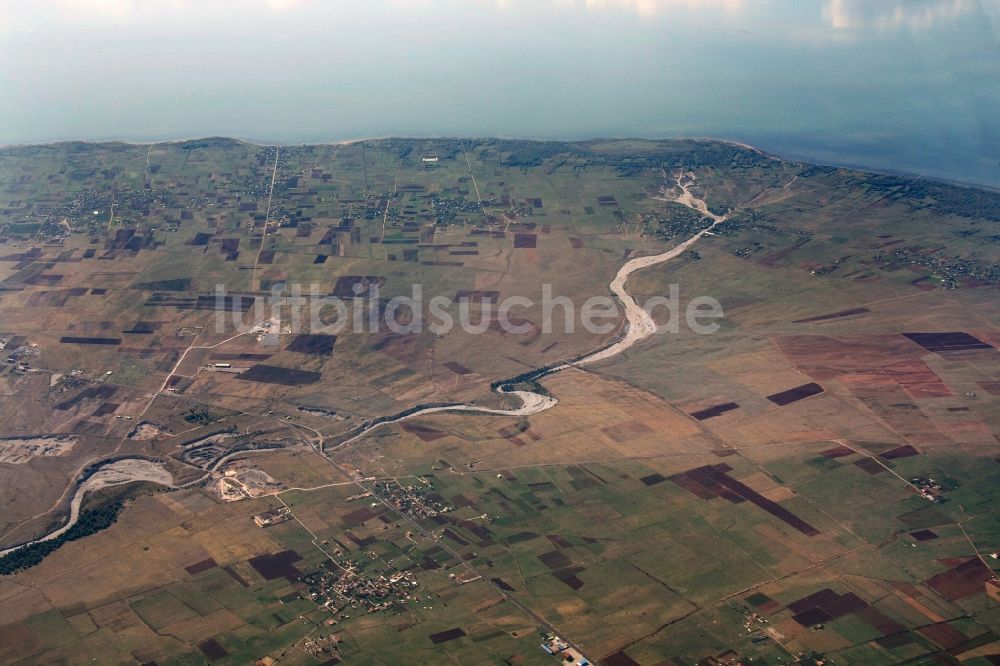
[0, 134, 995, 192]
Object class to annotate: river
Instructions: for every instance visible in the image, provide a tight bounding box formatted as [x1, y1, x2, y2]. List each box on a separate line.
[2, 171, 751, 557]
[0, 459, 173, 557]
[333, 170, 730, 448]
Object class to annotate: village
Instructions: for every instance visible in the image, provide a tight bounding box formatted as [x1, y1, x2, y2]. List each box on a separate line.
[373, 478, 455, 519]
[301, 562, 419, 615]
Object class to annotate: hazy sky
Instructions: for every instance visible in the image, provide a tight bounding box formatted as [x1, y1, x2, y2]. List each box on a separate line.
[1, 0, 998, 184]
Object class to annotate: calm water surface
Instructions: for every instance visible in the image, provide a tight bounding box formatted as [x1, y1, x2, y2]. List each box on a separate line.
[1, 0, 998, 186]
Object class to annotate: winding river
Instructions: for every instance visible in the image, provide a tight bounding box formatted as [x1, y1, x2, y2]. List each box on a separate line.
[333, 172, 729, 448]
[0, 458, 174, 557]
[1, 172, 726, 557]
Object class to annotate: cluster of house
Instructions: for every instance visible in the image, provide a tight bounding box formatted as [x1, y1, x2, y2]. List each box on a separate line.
[374, 479, 453, 519]
[910, 476, 946, 503]
[302, 565, 419, 615]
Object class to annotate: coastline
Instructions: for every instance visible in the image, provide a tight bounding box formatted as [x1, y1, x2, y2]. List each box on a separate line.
[0, 134, 995, 192]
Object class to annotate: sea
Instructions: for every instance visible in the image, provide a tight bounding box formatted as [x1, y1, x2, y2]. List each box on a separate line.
[1, 0, 998, 187]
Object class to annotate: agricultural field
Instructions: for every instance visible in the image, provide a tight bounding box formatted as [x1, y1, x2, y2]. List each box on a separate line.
[0, 138, 999, 664]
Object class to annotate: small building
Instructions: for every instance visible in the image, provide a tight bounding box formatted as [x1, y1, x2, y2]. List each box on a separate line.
[540, 635, 589, 665]
[253, 507, 292, 527]
[540, 636, 569, 655]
